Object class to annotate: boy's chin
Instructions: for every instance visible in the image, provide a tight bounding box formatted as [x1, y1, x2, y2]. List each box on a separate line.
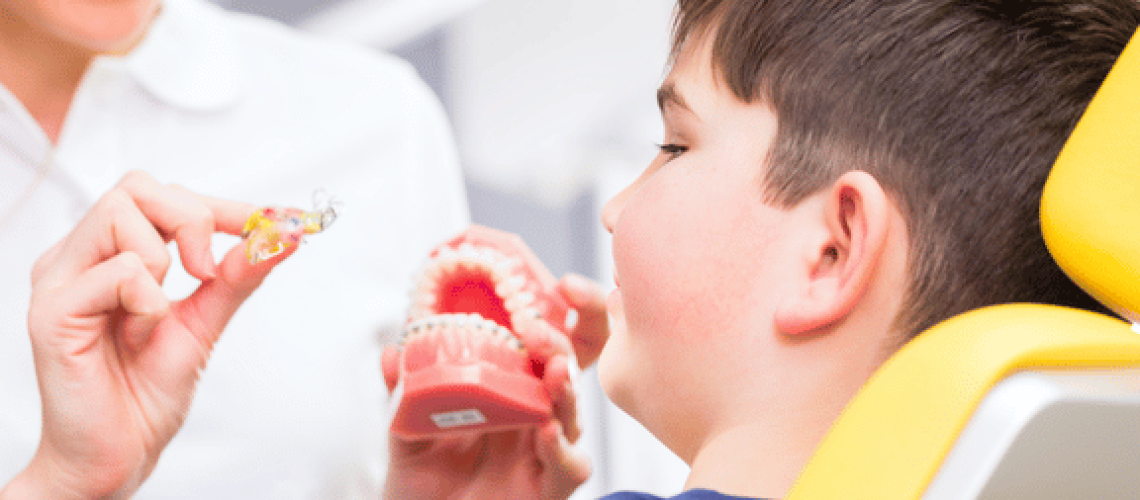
[596, 337, 636, 415]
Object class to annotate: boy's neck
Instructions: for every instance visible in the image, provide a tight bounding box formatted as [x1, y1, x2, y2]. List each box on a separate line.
[683, 422, 820, 499]
[681, 336, 891, 499]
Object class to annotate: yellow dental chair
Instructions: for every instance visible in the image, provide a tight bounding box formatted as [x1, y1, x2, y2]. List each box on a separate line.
[786, 29, 1140, 499]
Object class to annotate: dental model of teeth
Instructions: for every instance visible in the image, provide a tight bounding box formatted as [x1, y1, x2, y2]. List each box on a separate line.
[408, 242, 557, 334]
[402, 313, 523, 351]
[390, 230, 572, 439]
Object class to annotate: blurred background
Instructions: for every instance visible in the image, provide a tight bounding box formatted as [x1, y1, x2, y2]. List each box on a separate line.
[207, 0, 689, 497]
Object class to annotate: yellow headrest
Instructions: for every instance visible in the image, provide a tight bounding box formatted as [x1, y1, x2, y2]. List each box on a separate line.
[785, 305, 1140, 500]
[1042, 29, 1140, 323]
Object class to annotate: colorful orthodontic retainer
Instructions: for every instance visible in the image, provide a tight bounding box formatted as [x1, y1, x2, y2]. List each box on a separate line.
[241, 203, 337, 265]
[391, 226, 573, 439]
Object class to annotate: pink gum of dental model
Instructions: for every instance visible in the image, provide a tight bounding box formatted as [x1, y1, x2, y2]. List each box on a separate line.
[391, 225, 572, 439]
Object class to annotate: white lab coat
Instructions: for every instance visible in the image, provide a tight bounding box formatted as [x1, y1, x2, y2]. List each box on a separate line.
[0, 0, 469, 497]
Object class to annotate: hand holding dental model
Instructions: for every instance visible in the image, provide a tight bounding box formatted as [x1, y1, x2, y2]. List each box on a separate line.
[382, 225, 610, 499]
[0, 172, 314, 499]
[393, 226, 573, 438]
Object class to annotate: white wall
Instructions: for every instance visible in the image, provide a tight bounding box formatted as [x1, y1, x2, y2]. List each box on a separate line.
[448, 0, 673, 206]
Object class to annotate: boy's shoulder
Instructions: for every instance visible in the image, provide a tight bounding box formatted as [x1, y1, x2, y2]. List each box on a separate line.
[600, 489, 768, 500]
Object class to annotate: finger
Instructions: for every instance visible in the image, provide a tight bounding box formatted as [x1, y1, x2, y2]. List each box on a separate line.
[535, 421, 591, 498]
[173, 226, 300, 349]
[117, 174, 258, 278]
[516, 317, 575, 366]
[40, 252, 170, 350]
[30, 238, 65, 285]
[116, 172, 227, 281]
[558, 274, 609, 369]
[544, 354, 581, 443]
[194, 193, 258, 236]
[40, 189, 173, 287]
[114, 173, 212, 278]
[386, 432, 434, 462]
[382, 346, 401, 393]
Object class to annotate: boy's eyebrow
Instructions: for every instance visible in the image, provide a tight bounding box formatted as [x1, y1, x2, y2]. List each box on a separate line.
[656, 82, 692, 114]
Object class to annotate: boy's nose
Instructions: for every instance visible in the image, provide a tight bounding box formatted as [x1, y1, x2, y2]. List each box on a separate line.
[600, 188, 629, 235]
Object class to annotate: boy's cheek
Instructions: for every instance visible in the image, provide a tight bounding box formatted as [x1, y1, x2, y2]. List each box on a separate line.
[612, 230, 685, 332]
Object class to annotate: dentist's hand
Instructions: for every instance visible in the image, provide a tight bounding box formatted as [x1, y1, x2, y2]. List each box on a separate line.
[1, 172, 297, 499]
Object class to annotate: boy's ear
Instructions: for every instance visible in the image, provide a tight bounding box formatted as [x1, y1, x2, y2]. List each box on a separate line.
[774, 171, 892, 335]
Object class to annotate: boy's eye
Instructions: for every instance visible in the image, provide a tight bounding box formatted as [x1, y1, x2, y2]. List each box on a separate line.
[656, 143, 688, 159]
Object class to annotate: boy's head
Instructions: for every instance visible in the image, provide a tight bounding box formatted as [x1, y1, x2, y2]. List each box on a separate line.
[598, 0, 1138, 494]
[670, 0, 1136, 340]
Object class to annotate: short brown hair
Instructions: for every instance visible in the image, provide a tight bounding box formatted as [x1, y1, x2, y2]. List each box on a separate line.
[672, 0, 1137, 340]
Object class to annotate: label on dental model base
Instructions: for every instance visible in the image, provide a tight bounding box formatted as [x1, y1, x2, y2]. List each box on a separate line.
[431, 409, 488, 429]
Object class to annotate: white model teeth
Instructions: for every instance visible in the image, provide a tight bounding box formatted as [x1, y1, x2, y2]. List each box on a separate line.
[494, 258, 522, 275]
[401, 313, 523, 350]
[494, 274, 527, 298]
[510, 308, 543, 334]
[504, 291, 536, 314]
[409, 244, 541, 330]
[494, 280, 515, 298]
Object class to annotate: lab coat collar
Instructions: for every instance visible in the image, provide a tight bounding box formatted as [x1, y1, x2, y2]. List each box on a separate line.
[124, 0, 248, 111]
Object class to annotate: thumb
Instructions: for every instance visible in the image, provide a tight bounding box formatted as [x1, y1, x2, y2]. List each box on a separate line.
[174, 233, 300, 349]
[535, 421, 591, 499]
[558, 274, 609, 369]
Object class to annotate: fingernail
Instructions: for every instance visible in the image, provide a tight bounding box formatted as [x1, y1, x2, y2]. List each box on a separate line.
[568, 353, 581, 380]
[569, 370, 580, 395]
[204, 254, 218, 280]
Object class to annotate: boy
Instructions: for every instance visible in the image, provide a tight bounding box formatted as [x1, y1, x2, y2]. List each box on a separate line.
[594, 0, 1135, 498]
